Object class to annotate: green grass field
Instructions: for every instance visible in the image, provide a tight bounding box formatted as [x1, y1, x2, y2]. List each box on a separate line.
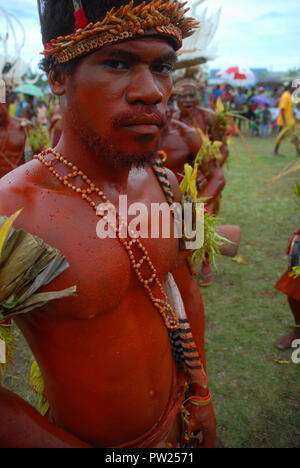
[3, 132, 300, 447]
[201, 132, 300, 448]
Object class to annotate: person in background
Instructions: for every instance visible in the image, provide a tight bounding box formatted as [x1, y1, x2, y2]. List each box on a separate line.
[275, 230, 300, 350]
[213, 85, 224, 105]
[260, 104, 271, 137]
[277, 84, 294, 131]
[0, 101, 33, 177]
[174, 85, 215, 134]
[250, 110, 260, 136]
[221, 85, 234, 107]
[37, 100, 48, 128]
[270, 106, 279, 135]
[37, 101, 48, 127]
[49, 103, 63, 147]
[21, 95, 35, 122]
[245, 87, 257, 128]
[234, 87, 247, 110]
[8, 94, 18, 117]
[234, 88, 247, 131]
[274, 83, 300, 157]
[209, 87, 215, 109]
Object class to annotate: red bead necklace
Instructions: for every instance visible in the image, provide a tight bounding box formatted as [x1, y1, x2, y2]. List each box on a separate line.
[34, 148, 179, 330]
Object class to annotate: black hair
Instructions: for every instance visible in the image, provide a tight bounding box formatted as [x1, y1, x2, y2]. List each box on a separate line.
[39, 0, 155, 74]
[285, 81, 294, 92]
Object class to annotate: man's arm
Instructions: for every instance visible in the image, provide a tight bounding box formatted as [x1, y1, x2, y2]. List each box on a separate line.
[183, 125, 202, 159]
[166, 169, 217, 448]
[200, 165, 226, 211]
[279, 94, 288, 126]
[171, 259, 216, 449]
[0, 181, 90, 448]
[0, 387, 91, 448]
[219, 143, 229, 167]
[280, 109, 287, 126]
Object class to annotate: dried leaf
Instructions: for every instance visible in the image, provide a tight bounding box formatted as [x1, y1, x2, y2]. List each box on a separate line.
[0, 209, 23, 258]
[2, 294, 18, 309]
[232, 255, 248, 265]
[273, 359, 290, 365]
[0, 215, 76, 321]
[0, 339, 5, 364]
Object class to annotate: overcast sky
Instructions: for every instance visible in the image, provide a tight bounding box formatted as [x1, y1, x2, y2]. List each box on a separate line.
[0, 0, 299, 73]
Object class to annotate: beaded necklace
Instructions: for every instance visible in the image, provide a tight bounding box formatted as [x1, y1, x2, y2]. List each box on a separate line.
[34, 148, 179, 330]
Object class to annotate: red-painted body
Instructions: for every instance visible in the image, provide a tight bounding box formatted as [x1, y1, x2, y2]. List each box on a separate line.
[0, 104, 32, 178]
[0, 38, 216, 448]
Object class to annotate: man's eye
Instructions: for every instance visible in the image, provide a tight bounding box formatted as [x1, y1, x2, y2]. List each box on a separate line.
[153, 64, 173, 75]
[104, 60, 128, 70]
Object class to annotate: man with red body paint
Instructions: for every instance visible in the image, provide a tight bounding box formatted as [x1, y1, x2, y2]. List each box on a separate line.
[0, 0, 216, 448]
[0, 102, 32, 178]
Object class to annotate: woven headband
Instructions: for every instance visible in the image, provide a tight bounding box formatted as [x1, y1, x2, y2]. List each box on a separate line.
[41, 0, 199, 65]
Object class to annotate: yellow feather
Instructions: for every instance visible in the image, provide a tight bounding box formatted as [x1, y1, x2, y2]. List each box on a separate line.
[0, 209, 23, 259]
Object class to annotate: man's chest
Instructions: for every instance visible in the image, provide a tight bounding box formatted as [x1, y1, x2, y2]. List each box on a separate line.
[19, 184, 179, 320]
[162, 128, 192, 166]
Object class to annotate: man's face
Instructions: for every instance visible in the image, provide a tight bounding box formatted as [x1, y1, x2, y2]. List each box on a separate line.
[177, 86, 198, 115]
[64, 37, 176, 167]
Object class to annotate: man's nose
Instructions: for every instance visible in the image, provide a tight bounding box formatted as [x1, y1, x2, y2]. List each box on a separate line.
[126, 66, 163, 105]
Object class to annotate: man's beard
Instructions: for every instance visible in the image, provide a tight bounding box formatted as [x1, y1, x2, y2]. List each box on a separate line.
[69, 106, 165, 169]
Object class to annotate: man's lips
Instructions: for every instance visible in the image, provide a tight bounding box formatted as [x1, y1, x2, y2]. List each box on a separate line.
[124, 114, 164, 128]
[121, 114, 165, 135]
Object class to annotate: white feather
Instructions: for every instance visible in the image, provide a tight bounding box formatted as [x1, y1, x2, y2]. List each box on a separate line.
[178, 0, 221, 63]
[0, 7, 40, 86]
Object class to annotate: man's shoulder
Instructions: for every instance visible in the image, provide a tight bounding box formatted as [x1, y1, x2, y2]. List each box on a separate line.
[0, 160, 46, 213]
[280, 91, 292, 104]
[196, 106, 215, 118]
[170, 117, 197, 135]
[8, 116, 33, 131]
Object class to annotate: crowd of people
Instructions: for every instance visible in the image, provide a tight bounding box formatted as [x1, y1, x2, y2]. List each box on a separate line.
[209, 82, 300, 140]
[0, 90, 62, 178]
[7, 90, 62, 145]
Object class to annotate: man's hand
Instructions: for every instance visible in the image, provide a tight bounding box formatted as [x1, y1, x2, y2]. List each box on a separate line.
[186, 402, 217, 448]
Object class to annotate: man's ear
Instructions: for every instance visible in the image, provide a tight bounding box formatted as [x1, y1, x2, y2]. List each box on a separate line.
[48, 68, 66, 96]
